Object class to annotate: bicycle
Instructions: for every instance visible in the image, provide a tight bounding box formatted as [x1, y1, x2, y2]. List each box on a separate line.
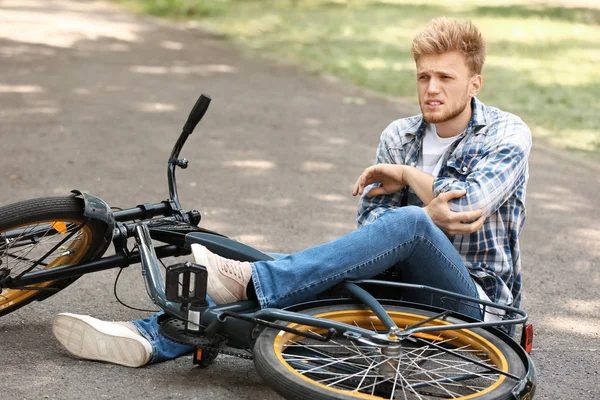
[0, 94, 536, 399]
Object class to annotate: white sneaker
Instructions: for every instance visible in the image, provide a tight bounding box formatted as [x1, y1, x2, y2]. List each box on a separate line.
[191, 243, 252, 305]
[52, 313, 152, 368]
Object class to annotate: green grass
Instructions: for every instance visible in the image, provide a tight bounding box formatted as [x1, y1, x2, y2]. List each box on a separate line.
[116, 0, 600, 154]
[116, 0, 232, 17]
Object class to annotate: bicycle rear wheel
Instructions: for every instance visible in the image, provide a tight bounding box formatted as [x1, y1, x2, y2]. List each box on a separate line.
[0, 197, 107, 316]
[253, 303, 534, 400]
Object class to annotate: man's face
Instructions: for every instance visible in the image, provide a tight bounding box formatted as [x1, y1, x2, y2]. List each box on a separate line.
[416, 51, 480, 124]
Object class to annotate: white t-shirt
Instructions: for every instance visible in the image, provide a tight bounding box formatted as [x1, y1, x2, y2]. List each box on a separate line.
[417, 124, 504, 322]
[417, 123, 461, 176]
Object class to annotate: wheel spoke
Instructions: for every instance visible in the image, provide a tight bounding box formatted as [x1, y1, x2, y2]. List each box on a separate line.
[356, 357, 378, 393]
[2, 223, 41, 268]
[14, 222, 86, 279]
[413, 336, 517, 380]
[393, 356, 424, 400]
[2, 225, 84, 277]
[8, 223, 55, 273]
[6, 252, 49, 267]
[285, 350, 379, 379]
[400, 351, 460, 398]
[396, 339, 501, 396]
[323, 355, 396, 388]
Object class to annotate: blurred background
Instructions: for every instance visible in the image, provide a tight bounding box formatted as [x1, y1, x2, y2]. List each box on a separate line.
[117, 0, 600, 155]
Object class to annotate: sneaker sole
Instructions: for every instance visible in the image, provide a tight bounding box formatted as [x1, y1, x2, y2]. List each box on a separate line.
[52, 314, 150, 368]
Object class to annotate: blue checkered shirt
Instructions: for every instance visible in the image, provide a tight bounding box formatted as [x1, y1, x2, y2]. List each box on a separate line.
[357, 97, 531, 310]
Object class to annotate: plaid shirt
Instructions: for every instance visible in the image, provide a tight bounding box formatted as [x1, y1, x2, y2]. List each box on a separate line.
[357, 97, 531, 310]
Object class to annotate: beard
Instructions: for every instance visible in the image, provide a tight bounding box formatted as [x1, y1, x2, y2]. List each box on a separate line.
[421, 93, 471, 124]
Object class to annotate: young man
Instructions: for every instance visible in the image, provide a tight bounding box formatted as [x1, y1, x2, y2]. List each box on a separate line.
[52, 17, 531, 367]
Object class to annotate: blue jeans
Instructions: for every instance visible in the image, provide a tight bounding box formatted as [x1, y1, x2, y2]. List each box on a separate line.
[132, 206, 480, 363]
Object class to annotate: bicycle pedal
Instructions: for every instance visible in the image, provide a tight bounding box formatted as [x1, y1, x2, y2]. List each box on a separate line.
[165, 262, 208, 306]
[193, 347, 219, 368]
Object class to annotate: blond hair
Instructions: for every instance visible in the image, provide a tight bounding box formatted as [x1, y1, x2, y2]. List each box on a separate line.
[411, 17, 486, 75]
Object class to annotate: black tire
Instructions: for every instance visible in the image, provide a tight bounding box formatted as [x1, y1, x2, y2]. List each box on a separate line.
[254, 303, 530, 400]
[0, 197, 107, 316]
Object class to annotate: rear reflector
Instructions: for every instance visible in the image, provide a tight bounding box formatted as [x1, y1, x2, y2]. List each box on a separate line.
[521, 323, 534, 354]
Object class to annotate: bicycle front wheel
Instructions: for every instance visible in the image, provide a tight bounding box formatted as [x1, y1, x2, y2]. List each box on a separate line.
[0, 197, 107, 316]
[253, 303, 533, 400]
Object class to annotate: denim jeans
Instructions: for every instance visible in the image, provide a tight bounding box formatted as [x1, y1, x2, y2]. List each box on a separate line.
[132, 206, 480, 363]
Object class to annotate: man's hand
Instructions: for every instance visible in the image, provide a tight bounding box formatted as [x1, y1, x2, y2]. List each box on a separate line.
[352, 164, 405, 198]
[425, 190, 486, 235]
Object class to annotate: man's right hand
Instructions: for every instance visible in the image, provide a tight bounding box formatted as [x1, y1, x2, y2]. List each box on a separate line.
[352, 164, 405, 198]
[424, 189, 485, 236]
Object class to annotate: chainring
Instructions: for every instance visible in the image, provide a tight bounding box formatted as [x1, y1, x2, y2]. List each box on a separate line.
[160, 318, 225, 347]
[160, 317, 253, 360]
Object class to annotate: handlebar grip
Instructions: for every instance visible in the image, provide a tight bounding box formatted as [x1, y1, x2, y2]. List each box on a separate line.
[182, 94, 211, 134]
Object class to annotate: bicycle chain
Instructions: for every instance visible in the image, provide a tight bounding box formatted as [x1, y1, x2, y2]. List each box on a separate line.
[160, 318, 254, 360]
[212, 344, 254, 360]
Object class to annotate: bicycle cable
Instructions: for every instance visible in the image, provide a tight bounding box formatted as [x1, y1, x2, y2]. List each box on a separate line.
[113, 266, 160, 313]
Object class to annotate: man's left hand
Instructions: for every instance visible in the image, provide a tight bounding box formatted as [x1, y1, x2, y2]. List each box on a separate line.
[424, 189, 486, 235]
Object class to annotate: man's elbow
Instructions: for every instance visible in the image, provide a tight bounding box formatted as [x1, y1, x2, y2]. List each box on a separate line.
[447, 187, 493, 216]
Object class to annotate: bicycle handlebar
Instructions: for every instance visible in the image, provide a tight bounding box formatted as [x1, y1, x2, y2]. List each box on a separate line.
[182, 94, 211, 135]
[168, 94, 211, 210]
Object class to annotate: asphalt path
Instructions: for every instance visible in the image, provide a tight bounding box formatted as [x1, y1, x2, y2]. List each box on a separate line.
[0, 1, 598, 399]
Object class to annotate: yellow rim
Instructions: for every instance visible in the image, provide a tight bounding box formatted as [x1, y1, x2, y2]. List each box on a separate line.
[273, 309, 508, 399]
[0, 219, 93, 312]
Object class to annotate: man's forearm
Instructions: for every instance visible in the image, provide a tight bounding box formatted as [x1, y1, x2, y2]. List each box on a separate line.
[402, 166, 436, 205]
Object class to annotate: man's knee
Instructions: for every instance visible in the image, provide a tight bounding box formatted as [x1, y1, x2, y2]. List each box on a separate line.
[383, 206, 434, 237]
[387, 206, 429, 223]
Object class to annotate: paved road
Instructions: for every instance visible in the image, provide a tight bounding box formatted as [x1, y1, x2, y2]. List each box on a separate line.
[0, 1, 598, 399]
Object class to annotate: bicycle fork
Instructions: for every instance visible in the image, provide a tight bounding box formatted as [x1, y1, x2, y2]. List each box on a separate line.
[134, 223, 207, 325]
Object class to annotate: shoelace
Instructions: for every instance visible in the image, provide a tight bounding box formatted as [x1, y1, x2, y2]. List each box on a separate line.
[221, 259, 244, 279]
